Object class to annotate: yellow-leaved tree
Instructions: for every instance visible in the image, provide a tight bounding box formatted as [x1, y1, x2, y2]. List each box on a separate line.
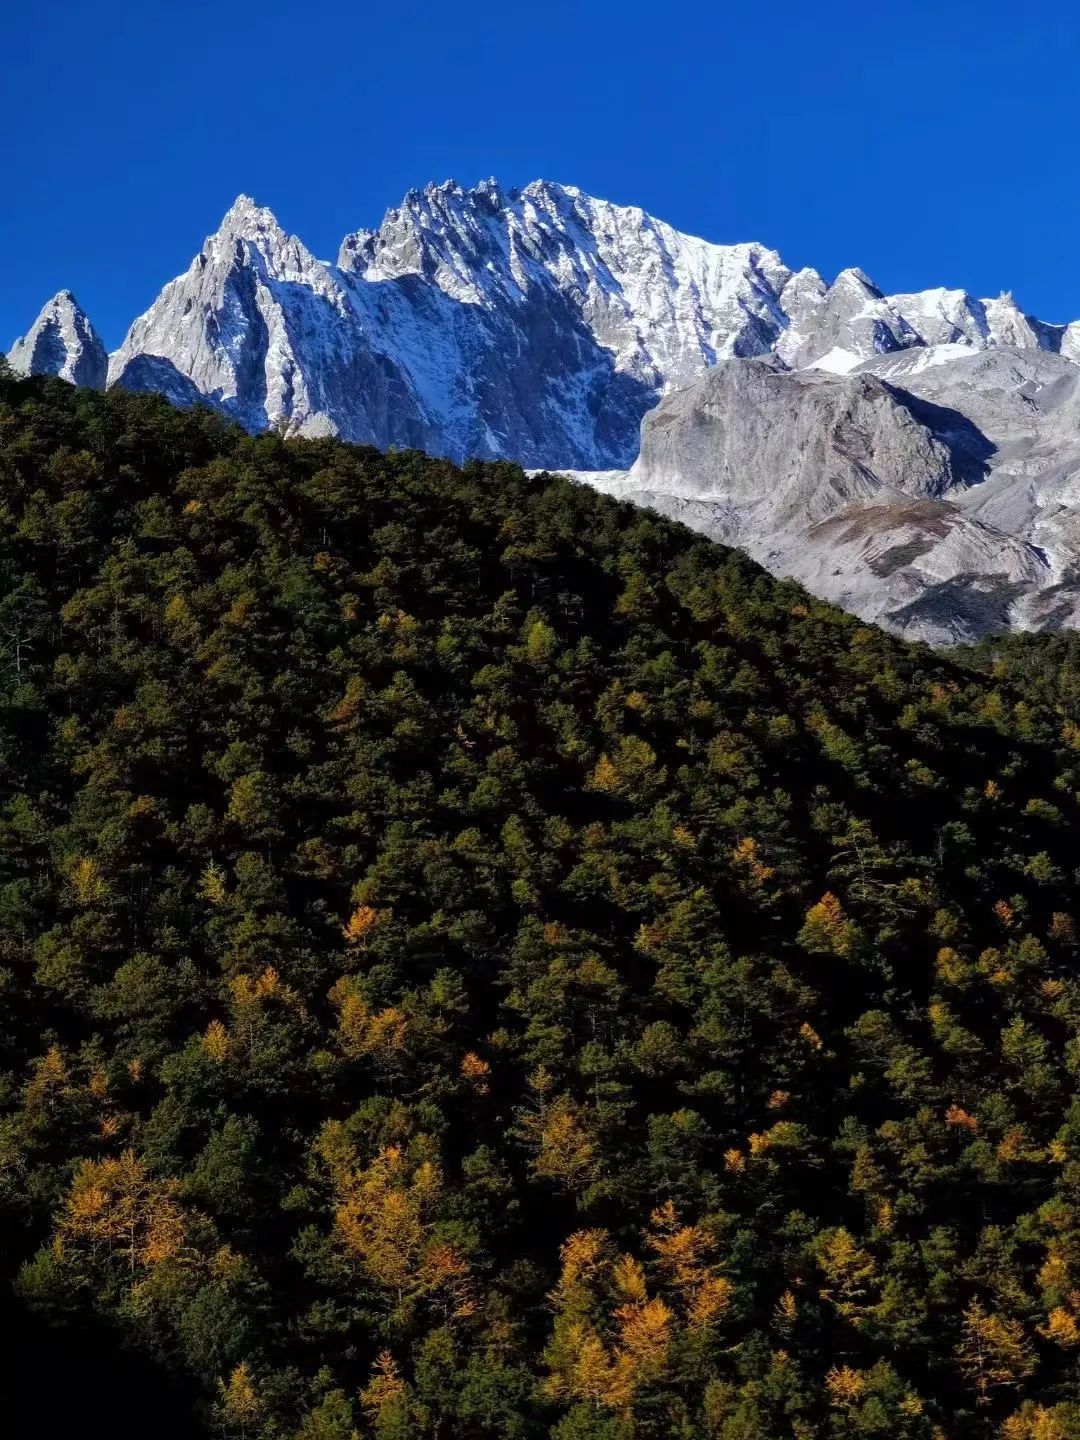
[359, 1349, 418, 1438]
[1000, 1401, 1076, 1439]
[58, 1149, 191, 1272]
[543, 1204, 732, 1416]
[218, 1361, 264, 1435]
[815, 1226, 878, 1325]
[798, 891, 859, 957]
[956, 1299, 1036, 1405]
[314, 1126, 473, 1324]
[24, 1149, 213, 1331]
[328, 975, 408, 1070]
[517, 1071, 601, 1193]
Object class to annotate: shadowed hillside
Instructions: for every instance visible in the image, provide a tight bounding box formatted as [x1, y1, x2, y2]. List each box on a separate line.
[2, 364, 1080, 1437]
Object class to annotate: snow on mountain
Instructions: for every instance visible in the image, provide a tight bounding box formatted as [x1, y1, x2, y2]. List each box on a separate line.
[780, 267, 921, 372]
[9, 178, 1080, 473]
[14, 180, 1080, 641]
[8, 291, 107, 389]
[331, 178, 801, 466]
[343, 179, 793, 378]
[885, 287, 993, 349]
[771, 267, 828, 365]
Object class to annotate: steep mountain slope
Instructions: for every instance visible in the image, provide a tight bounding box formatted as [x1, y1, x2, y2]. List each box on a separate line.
[774, 267, 921, 372]
[8, 291, 107, 389]
[107, 197, 436, 450]
[11, 179, 1080, 470]
[6, 369, 1080, 1438]
[341, 178, 794, 378]
[579, 347, 1080, 644]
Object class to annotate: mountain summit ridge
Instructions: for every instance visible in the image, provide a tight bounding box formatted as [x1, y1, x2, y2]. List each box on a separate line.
[13, 179, 1080, 468]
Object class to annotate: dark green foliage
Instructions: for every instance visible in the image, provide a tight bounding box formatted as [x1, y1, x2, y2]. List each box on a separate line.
[2, 370, 1080, 1438]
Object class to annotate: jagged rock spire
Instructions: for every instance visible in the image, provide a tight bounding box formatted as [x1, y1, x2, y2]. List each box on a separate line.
[8, 290, 107, 389]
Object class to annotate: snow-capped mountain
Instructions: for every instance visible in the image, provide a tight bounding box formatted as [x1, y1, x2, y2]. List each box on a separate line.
[9, 291, 107, 390]
[108, 197, 434, 450]
[106, 181, 802, 467]
[16, 178, 1080, 469]
[15, 178, 1080, 643]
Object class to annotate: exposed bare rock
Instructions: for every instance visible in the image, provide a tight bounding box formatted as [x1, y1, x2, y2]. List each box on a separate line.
[575, 350, 1080, 645]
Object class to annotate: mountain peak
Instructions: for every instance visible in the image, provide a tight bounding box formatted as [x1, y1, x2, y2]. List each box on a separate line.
[186, 194, 338, 298]
[419, 178, 462, 200]
[222, 192, 267, 220]
[213, 193, 287, 242]
[833, 266, 881, 296]
[42, 288, 83, 315]
[8, 290, 107, 389]
[522, 177, 579, 200]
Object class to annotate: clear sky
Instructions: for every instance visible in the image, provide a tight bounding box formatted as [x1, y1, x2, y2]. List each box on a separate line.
[3, 1, 1079, 350]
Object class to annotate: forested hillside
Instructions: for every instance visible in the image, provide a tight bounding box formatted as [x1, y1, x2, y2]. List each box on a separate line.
[4, 365, 1080, 1439]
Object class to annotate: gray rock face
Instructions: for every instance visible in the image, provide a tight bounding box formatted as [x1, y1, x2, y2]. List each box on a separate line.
[631, 360, 958, 522]
[107, 197, 436, 449]
[578, 348, 1080, 645]
[109, 354, 220, 412]
[8, 291, 107, 389]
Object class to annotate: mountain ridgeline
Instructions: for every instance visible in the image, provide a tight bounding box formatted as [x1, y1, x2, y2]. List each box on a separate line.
[14, 179, 1080, 647]
[4, 367, 1080, 1437]
[10, 179, 1080, 471]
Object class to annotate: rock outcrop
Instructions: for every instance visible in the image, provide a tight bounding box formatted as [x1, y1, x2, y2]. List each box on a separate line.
[578, 349, 1080, 644]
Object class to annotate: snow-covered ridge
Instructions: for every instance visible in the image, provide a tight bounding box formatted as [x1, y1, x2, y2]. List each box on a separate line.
[10, 178, 1080, 468]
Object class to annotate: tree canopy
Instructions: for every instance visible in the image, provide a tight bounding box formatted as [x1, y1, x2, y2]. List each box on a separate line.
[3, 370, 1080, 1438]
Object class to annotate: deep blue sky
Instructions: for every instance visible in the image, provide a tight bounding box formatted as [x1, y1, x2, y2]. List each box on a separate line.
[3, 1, 1079, 350]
